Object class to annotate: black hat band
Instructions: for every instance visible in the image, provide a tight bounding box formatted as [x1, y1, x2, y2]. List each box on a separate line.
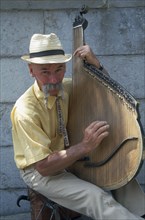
[30, 49, 65, 58]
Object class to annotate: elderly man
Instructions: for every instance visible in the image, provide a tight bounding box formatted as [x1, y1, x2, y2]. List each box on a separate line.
[11, 33, 144, 219]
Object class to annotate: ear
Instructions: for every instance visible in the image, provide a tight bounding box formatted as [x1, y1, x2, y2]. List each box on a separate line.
[28, 64, 35, 77]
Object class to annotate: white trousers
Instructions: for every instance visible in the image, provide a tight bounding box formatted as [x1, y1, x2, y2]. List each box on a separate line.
[20, 167, 143, 220]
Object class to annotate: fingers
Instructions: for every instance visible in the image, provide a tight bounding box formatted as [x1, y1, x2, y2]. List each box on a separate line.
[73, 45, 90, 59]
[96, 125, 109, 139]
[91, 121, 109, 141]
[87, 121, 109, 133]
[74, 45, 101, 68]
[88, 120, 107, 129]
[83, 120, 109, 149]
[94, 122, 109, 136]
[81, 120, 110, 154]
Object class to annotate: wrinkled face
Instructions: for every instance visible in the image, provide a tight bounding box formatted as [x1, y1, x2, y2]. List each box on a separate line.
[29, 63, 66, 97]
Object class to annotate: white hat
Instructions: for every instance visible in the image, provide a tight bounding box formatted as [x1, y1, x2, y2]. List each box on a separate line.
[21, 33, 72, 64]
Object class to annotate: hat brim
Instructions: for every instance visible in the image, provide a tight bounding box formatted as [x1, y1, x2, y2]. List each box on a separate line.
[21, 54, 72, 64]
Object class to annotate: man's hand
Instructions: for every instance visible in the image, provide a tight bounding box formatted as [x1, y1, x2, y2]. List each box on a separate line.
[35, 121, 109, 176]
[82, 121, 109, 153]
[73, 45, 101, 68]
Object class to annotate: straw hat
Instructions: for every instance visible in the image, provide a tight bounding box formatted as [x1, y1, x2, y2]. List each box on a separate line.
[21, 33, 72, 64]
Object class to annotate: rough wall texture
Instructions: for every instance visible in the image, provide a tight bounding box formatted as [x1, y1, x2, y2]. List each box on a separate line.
[0, 0, 145, 216]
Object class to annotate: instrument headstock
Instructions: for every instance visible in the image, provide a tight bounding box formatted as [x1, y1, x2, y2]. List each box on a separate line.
[73, 5, 89, 30]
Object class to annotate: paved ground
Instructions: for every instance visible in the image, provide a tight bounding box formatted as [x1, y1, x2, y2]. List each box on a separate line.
[0, 213, 91, 220]
[0, 213, 31, 220]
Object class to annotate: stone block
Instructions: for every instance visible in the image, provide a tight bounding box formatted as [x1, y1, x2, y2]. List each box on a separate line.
[0, 58, 34, 103]
[84, 7, 145, 55]
[0, 146, 26, 189]
[0, 189, 30, 215]
[108, 0, 145, 8]
[1, 0, 144, 10]
[137, 161, 145, 185]
[1, 11, 44, 56]
[0, 0, 106, 10]
[44, 8, 145, 55]
[100, 55, 145, 99]
[0, 213, 31, 220]
[138, 100, 145, 132]
[0, 104, 13, 146]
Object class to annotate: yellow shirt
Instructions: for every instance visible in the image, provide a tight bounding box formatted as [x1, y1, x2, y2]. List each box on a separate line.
[11, 79, 72, 169]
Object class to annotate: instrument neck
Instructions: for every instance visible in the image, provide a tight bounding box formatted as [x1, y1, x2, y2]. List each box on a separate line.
[73, 25, 84, 52]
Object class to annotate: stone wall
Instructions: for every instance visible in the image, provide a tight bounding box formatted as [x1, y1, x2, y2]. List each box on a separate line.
[0, 0, 145, 216]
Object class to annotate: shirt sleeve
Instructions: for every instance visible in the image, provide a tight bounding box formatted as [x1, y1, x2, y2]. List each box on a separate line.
[12, 108, 52, 167]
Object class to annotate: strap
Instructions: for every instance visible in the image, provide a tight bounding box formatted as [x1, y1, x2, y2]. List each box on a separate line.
[56, 97, 69, 147]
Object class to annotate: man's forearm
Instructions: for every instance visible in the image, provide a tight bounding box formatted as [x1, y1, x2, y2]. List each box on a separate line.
[35, 143, 87, 176]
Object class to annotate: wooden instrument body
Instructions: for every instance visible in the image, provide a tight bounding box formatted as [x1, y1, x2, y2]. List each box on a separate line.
[67, 24, 143, 190]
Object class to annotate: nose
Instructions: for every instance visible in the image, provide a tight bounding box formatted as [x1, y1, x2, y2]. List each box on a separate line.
[47, 73, 58, 84]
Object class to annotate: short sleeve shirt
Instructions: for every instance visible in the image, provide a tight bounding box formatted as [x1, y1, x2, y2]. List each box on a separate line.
[11, 78, 72, 169]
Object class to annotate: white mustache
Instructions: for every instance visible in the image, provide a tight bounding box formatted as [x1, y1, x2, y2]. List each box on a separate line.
[42, 83, 62, 93]
[42, 82, 64, 107]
